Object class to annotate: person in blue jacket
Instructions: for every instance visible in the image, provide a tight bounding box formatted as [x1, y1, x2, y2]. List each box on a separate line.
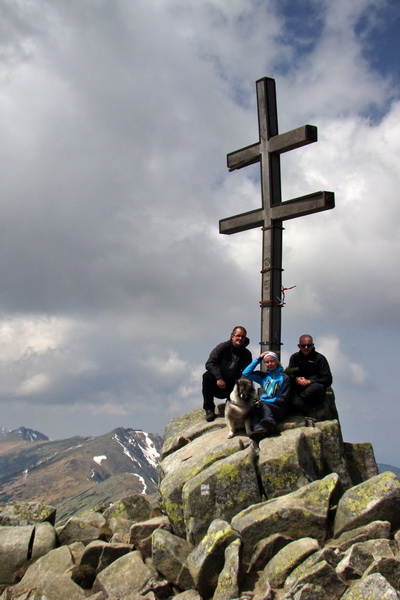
[242, 351, 291, 440]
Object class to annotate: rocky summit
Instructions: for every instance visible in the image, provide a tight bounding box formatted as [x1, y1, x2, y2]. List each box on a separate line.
[1, 396, 400, 599]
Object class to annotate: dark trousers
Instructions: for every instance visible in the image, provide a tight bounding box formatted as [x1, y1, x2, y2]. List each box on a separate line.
[251, 399, 288, 429]
[202, 371, 234, 411]
[292, 382, 326, 415]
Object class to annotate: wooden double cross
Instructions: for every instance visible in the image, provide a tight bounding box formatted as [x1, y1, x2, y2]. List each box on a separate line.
[220, 77, 335, 353]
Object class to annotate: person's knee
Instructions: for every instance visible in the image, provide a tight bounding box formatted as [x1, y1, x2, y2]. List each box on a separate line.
[202, 371, 213, 386]
[202, 372, 231, 401]
[303, 383, 325, 405]
[202, 371, 217, 392]
[259, 403, 274, 421]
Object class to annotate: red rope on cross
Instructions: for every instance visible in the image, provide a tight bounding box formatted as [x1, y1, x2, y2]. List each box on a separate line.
[259, 285, 296, 307]
[274, 285, 296, 306]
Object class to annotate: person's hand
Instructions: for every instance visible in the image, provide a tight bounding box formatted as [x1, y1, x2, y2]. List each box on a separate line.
[216, 379, 227, 389]
[296, 376, 311, 387]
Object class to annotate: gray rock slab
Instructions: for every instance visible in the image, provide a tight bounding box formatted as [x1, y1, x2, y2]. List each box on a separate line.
[285, 546, 341, 590]
[0, 501, 56, 526]
[263, 537, 320, 589]
[43, 574, 87, 599]
[7, 545, 76, 597]
[92, 550, 168, 598]
[173, 591, 202, 600]
[6, 573, 87, 600]
[135, 533, 153, 559]
[300, 426, 326, 476]
[129, 515, 171, 544]
[0, 525, 33, 584]
[151, 528, 194, 590]
[336, 542, 379, 581]
[364, 556, 400, 590]
[213, 537, 242, 600]
[68, 541, 86, 565]
[341, 572, 400, 599]
[314, 420, 353, 489]
[333, 471, 400, 538]
[57, 516, 105, 546]
[357, 538, 395, 559]
[257, 428, 319, 499]
[344, 441, 379, 485]
[285, 546, 342, 588]
[102, 494, 153, 522]
[231, 473, 339, 563]
[80, 540, 133, 572]
[182, 444, 261, 544]
[291, 582, 327, 599]
[187, 519, 239, 599]
[285, 559, 347, 600]
[78, 510, 107, 529]
[394, 529, 400, 553]
[159, 429, 247, 536]
[31, 522, 57, 560]
[161, 407, 226, 459]
[108, 516, 133, 539]
[327, 520, 392, 552]
[247, 533, 293, 572]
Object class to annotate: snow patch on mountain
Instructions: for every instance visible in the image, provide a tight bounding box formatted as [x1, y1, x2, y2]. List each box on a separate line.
[133, 472, 147, 493]
[112, 433, 141, 466]
[139, 432, 160, 470]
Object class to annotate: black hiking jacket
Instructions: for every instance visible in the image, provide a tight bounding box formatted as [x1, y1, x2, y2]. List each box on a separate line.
[205, 338, 252, 383]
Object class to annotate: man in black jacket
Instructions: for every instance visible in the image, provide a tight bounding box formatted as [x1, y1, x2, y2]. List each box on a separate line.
[202, 326, 252, 422]
[288, 334, 332, 414]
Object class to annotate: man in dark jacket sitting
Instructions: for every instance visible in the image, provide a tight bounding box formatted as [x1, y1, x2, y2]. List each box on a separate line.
[202, 326, 252, 422]
[288, 334, 332, 415]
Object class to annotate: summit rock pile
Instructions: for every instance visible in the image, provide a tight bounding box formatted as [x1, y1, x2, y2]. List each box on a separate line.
[1, 397, 400, 599]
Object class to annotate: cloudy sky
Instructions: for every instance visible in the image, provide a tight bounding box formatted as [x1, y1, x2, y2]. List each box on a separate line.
[0, 0, 399, 464]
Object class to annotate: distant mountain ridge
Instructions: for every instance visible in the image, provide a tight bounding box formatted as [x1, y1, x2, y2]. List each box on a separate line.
[0, 426, 162, 521]
[0, 426, 49, 442]
[378, 463, 400, 478]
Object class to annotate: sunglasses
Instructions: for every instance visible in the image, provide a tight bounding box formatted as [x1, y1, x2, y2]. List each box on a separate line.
[300, 344, 313, 348]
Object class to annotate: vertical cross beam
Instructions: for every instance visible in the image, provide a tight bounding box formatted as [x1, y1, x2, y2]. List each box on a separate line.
[220, 77, 334, 354]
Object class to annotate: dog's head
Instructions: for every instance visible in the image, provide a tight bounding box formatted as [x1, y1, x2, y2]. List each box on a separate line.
[236, 377, 254, 400]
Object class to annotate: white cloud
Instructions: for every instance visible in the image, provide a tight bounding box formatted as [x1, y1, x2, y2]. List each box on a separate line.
[0, 317, 70, 360]
[17, 373, 51, 396]
[318, 335, 368, 388]
[0, 0, 398, 463]
[145, 351, 188, 377]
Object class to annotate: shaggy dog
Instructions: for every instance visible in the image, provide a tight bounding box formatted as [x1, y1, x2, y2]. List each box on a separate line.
[225, 377, 257, 438]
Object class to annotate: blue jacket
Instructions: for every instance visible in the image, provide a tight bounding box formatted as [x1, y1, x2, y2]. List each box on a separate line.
[242, 358, 290, 404]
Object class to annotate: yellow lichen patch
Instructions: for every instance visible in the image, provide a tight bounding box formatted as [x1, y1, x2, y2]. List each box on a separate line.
[163, 498, 184, 530]
[215, 461, 241, 482]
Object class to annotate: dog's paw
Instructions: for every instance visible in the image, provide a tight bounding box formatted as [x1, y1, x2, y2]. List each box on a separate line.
[227, 432, 234, 439]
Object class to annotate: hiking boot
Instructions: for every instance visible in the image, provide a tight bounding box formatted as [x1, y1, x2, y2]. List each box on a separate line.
[259, 419, 278, 435]
[205, 409, 215, 422]
[249, 425, 268, 441]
